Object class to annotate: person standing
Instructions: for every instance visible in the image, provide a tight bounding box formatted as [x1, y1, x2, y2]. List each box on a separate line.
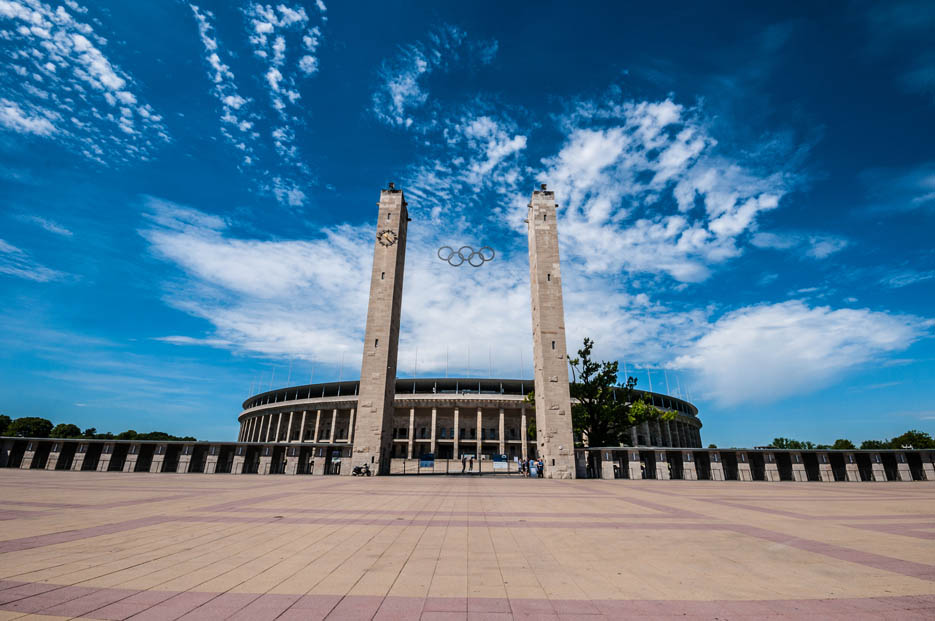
[469, 456, 474, 473]
[461, 455, 467, 473]
[537, 458, 544, 478]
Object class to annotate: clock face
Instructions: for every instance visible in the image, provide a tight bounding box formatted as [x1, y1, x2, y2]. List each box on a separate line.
[378, 229, 397, 246]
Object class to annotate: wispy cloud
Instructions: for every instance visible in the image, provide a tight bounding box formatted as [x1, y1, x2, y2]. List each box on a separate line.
[187, 3, 326, 207]
[861, 162, 935, 213]
[864, 0, 935, 102]
[0, 0, 169, 163]
[0, 237, 66, 282]
[372, 24, 497, 129]
[22, 215, 73, 237]
[190, 5, 258, 165]
[751, 231, 849, 259]
[879, 269, 935, 288]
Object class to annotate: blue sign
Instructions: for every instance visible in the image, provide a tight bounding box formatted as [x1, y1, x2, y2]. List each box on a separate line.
[419, 453, 435, 469]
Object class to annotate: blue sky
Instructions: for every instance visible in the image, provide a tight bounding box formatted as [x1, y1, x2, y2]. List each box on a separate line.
[1, 0, 933, 446]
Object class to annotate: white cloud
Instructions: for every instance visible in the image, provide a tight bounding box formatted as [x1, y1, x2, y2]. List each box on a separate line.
[0, 98, 55, 135]
[190, 5, 257, 166]
[0, 0, 168, 162]
[861, 162, 935, 213]
[0, 237, 66, 282]
[751, 231, 849, 259]
[23, 215, 73, 237]
[541, 96, 801, 282]
[372, 24, 497, 129]
[880, 270, 935, 288]
[672, 301, 930, 406]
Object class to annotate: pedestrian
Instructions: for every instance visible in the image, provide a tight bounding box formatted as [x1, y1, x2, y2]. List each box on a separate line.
[461, 455, 466, 473]
[537, 458, 544, 478]
[469, 456, 474, 472]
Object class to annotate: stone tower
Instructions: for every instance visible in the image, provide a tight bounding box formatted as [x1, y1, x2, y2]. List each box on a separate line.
[350, 183, 408, 475]
[527, 184, 576, 479]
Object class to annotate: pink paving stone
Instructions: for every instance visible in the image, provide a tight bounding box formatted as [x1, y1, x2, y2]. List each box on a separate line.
[509, 598, 558, 615]
[40, 587, 133, 617]
[324, 594, 385, 619]
[175, 591, 259, 620]
[373, 595, 426, 620]
[126, 590, 217, 621]
[420, 612, 471, 621]
[467, 597, 512, 613]
[277, 593, 344, 620]
[72, 589, 177, 620]
[466, 613, 517, 621]
[423, 596, 468, 612]
[549, 598, 601, 615]
[227, 593, 301, 621]
[3, 585, 98, 613]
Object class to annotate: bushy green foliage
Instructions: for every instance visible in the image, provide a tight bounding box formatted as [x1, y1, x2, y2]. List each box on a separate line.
[0, 414, 10, 435]
[568, 338, 672, 447]
[770, 437, 815, 450]
[6, 417, 54, 438]
[50, 423, 82, 438]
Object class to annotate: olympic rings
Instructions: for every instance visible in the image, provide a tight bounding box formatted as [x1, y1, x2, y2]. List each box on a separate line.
[437, 245, 495, 267]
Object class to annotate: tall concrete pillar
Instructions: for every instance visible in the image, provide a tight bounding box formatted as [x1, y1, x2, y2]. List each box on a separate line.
[453, 407, 460, 459]
[408, 408, 415, 459]
[630, 426, 638, 447]
[476, 407, 482, 456]
[313, 410, 321, 442]
[351, 183, 408, 474]
[429, 407, 436, 455]
[527, 184, 575, 479]
[286, 411, 294, 441]
[498, 408, 505, 455]
[521, 408, 528, 462]
[329, 409, 337, 444]
[298, 411, 307, 442]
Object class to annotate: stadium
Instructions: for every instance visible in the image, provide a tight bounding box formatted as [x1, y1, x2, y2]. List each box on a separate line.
[236, 377, 702, 473]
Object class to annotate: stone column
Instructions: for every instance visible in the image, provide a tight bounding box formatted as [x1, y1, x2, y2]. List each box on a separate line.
[521, 408, 528, 462]
[527, 185, 576, 478]
[640, 421, 651, 446]
[313, 409, 321, 442]
[871, 454, 887, 481]
[429, 407, 436, 455]
[351, 184, 409, 474]
[737, 452, 754, 481]
[453, 407, 460, 459]
[655, 451, 669, 480]
[264, 415, 272, 442]
[348, 408, 356, 443]
[897, 454, 912, 481]
[663, 420, 672, 447]
[298, 411, 307, 442]
[498, 408, 505, 455]
[286, 411, 294, 442]
[682, 451, 697, 480]
[329, 409, 337, 443]
[818, 453, 834, 482]
[844, 453, 861, 482]
[408, 408, 415, 459]
[476, 407, 482, 457]
[630, 427, 638, 447]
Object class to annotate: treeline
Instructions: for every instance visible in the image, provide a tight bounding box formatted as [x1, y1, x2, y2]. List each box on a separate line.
[770, 429, 934, 450]
[0, 415, 196, 442]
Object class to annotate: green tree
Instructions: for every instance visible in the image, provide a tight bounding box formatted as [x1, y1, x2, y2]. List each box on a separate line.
[831, 438, 855, 450]
[860, 439, 887, 450]
[50, 423, 82, 438]
[7, 417, 53, 438]
[0, 414, 10, 436]
[708, 443, 718, 449]
[887, 430, 934, 449]
[82, 428, 97, 438]
[770, 438, 815, 450]
[116, 430, 138, 440]
[567, 338, 672, 448]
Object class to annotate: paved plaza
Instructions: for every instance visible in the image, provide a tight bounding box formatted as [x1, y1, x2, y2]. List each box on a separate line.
[0, 471, 933, 619]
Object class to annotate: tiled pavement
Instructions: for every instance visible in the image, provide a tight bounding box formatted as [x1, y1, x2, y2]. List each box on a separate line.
[0, 471, 933, 619]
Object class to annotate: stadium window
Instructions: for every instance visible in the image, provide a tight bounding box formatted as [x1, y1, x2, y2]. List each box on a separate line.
[374, 338, 379, 347]
[547, 273, 551, 281]
[381, 272, 385, 280]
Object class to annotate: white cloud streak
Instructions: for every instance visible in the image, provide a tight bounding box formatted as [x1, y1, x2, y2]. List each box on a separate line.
[372, 24, 497, 129]
[0, 237, 65, 282]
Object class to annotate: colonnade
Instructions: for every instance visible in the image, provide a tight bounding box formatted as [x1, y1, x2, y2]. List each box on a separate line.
[628, 418, 701, 448]
[238, 408, 356, 445]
